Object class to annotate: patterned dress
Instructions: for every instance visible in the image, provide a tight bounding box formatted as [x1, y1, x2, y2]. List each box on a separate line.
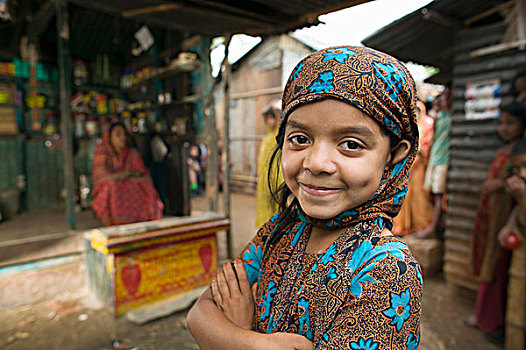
[241, 213, 422, 349]
[237, 46, 423, 349]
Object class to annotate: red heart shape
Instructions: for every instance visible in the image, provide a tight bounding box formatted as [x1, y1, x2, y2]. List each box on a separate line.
[121, 264, 141, 296]
[199, 244, 213, 273]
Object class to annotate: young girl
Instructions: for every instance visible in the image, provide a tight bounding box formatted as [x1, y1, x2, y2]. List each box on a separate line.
[467, 103, 526, 335]
[187, 47, 423, 349]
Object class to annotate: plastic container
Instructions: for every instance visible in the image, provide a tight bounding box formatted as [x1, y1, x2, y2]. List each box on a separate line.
[43, 113, 58, 135]
[74, 113, 86, 137]
[85, 115, 99, 136]
[73, 60, 89, 86]
[0, 188, 20, 220]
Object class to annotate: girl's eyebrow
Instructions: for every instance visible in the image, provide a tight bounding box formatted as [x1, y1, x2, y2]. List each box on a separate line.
[286, 120, 310, 131]
[286, 119, 374, 137]
[332, 126, 374, 137]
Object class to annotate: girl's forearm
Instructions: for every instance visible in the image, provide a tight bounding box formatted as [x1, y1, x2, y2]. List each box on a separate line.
[187, 292, 258, 350]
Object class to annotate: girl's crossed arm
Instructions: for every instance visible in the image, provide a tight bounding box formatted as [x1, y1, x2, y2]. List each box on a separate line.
[187, 258, 313, 350]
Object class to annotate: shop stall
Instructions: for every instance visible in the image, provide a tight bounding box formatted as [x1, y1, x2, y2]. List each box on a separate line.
[1, 0, 372, 315]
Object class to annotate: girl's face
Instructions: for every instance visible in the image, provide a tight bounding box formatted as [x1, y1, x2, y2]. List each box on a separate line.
[110, 125, 127, 152]
[511, 153, 526, 179]
[282, 99, 392, 219]
[498, 112, 523, 143]
[515, 77, 526, 105]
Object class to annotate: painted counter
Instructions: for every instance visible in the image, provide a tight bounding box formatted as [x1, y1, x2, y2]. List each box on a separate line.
[85, 212, 229, 316]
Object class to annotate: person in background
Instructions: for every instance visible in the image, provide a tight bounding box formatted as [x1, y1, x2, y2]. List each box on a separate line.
[255, 99, 283, 227]
[497, 138, 526, 349]
[188, 144, 202, 196]
[393, 99, 434, 236]
[465, 104, 526, 340]
[415, 88, 452, 239]
[511, 68, 526, 105]
[92, 121, 164, 226]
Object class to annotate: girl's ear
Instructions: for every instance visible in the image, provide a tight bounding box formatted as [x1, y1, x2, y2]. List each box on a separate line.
[387, 140, 411, 166]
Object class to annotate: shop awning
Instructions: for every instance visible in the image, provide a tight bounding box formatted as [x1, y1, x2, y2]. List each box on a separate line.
[67, 0, 372, 36]
[362, 0, 511, 84]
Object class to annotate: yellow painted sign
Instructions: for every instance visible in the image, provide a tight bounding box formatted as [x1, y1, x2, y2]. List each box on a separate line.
[114, 235, 216, 315]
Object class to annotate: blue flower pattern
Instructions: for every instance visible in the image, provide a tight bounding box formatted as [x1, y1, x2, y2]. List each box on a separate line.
[392, 187, 408, 206]
[298, 298, 313, 340]
[350, 337, 380, 350]
[308, 71, 335, 94]
[322, 47, 358, 64]
[372, 61, 407, 103]
[259, 281, 278, 321]
[243, 243, 262, 285]
[392, 156, 409, 177]
[406, 331, 420, 350]
[290, 61, 305, 82]
[382, 288, 411, 332]
[347, 241, 406, 297]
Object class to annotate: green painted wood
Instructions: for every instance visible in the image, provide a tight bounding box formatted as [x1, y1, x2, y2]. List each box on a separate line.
[25, 139, 64, 210]
[0, 139, 22, 190]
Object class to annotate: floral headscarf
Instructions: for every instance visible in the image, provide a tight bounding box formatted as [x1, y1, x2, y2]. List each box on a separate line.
[278, 46, 419, 229]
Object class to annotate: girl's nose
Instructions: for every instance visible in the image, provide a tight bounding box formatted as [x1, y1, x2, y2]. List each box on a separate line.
[303, 142, 337, 175]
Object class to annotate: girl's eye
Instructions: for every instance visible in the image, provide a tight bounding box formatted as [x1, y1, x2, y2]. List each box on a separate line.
[340, 140, 363, 150]
[289, 135, 309, 145]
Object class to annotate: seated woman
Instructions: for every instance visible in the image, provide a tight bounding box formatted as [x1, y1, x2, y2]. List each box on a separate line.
[92, 122, 164, 226]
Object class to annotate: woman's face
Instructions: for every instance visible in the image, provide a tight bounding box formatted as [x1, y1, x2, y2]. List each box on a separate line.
[281, 99, 392, 219]
[498, 112, 523, 143]
[110, 125, 127, 152]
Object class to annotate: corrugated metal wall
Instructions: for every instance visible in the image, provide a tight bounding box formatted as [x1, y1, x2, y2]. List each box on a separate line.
[445, 22, 526, 290]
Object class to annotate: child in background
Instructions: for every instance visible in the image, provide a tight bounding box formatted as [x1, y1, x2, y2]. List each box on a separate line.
[415, 88, 452, 239]
[466, 103, 526, 337]
[188, 144, 202, 195]
[498, 139, 526, 349]
[187, 46, 422, 349]
[256, 99, 283, 227]
[393, 99, 434, 236]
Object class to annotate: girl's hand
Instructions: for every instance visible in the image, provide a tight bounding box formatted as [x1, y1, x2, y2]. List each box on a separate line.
[480, 179, 504, 197]
[498, 223, 523, 248]
[211, 259, 255, 330]
[257, 333, 314, 350]
[505, 175, 526, 201]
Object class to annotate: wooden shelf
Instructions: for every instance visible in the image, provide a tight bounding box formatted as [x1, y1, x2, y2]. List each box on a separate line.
[0, 103, 21, 108]
[74, 84, 122, 95]
[0, 75, 58, 85]
[123, 60, 200, 93]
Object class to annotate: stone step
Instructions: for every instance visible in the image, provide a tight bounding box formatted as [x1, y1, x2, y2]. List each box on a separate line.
[0, 254, 86, 311]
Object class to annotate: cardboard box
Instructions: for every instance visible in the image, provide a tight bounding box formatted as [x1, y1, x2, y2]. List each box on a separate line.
[0, 107, 18, 134]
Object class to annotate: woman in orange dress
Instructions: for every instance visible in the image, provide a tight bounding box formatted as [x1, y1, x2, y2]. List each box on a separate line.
[393, 100, 434, 236]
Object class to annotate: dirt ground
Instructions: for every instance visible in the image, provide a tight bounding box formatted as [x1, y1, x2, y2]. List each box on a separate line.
[0, 192, 503, 350]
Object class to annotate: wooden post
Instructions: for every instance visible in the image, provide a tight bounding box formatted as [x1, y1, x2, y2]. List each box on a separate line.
[55, 0, 76, 229]
[222, 34, 233, 258]
[202, 38, 220, 213]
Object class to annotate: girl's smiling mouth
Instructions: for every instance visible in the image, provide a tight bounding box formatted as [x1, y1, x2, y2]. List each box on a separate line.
[300, 183, 342, 196]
